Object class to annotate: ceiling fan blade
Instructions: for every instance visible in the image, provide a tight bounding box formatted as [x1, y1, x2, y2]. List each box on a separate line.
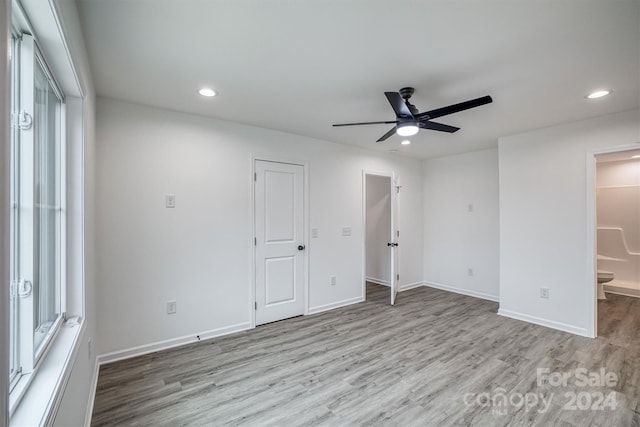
[376, 126, 397, 142]
[333, 120, 398, 127]
[384, 92, 414, 118]
[419, 120, 460, 133]
[416, 95, 493, 120]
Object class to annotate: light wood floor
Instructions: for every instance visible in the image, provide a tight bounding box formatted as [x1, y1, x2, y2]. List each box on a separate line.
[91, 285, 640, 426]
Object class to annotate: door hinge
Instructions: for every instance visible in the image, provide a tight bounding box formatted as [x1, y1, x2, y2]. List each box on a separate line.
[254, 237, 257, 246]
[254, 172, 257, 181]
[397, 274, 400, 280]
[397, 230, 399, 237]
[255, 302, 257, 310]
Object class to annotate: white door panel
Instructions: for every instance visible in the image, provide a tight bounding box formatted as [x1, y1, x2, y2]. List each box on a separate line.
[390, 174, 399, 305]
[265, 256, 296, 305]
[265, 170, 295, 242]
[255, 160, 305, 325]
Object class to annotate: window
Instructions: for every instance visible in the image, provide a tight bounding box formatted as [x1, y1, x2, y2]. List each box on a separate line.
[9, 31, 65, 394]
[7, 2, 86, 424]
[9, 34, 19, 388]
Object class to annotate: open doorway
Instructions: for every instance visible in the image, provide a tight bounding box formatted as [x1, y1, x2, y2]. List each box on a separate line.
[363, 171, 399, 305]
[593, 148, 640, 338]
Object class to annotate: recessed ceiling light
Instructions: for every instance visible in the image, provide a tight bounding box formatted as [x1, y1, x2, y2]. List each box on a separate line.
[401, 140, 411, 145]
[632, 155, 640, 159]
[198, 88, 217, 97]
[388, 149, 398, 153]
[586, 90, 611, 99]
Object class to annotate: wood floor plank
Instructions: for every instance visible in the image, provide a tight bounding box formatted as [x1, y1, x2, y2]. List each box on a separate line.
[91, 285, 640, 426]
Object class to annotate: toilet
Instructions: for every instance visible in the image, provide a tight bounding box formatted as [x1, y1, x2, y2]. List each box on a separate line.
[597, 270, 614, 300]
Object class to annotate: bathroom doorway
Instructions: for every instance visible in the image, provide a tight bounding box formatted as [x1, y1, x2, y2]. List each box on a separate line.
[592, 147, 640, 337]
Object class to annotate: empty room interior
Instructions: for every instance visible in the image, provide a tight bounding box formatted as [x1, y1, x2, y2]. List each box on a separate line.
[1, 0, 640, 426]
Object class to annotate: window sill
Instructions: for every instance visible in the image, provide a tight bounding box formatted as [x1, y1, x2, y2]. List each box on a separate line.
[10, 318, 85, 427]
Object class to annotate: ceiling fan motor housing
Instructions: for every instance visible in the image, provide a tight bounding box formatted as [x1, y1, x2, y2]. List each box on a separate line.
[399, 87, 418, 115]
[399, 87, 415, 100]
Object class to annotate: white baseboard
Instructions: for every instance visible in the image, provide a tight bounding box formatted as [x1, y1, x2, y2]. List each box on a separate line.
[97, 322, 252, 366]
[366, 276, 390, 287]
[398, 281, 425, 292]
[498, 308, 590, 337]
[83, 359, 100, 427]
[308, 296, 364, 315]
[424, 281, 499, 302]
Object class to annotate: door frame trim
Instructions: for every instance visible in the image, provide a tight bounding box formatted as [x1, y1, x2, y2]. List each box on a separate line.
[250, 155, 309, 328]
[362, 169, 397, 302]
[585, 142, 640, 338]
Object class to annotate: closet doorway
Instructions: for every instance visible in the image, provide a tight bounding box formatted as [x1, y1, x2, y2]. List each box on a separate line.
[363, 171, 399, 305]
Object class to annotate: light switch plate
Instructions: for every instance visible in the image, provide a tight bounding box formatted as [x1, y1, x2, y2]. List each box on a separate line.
[312, 228, 318, 238]
[165, 194, 176, 208]
[342, 227, 351, 237]
[167, 300, 177, 314]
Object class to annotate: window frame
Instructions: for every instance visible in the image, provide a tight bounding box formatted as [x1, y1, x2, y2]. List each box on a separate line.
[8, 32, 20, 390]
[7, 0, 87, 423]
[32, 45, 66, 363]
[8, 28, 67, 402]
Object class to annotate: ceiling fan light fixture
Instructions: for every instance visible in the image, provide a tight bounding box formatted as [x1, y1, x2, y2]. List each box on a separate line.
[396, 122, 419, 137]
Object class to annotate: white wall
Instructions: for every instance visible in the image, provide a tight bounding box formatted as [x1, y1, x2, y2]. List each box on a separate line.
[1, 1, 11, 425]
[598, 159, 640, 187]
[365, 174, 391, 286]
[499, 109, 640, 336]
[422, 148, 500, 301]
[96, 97, 424, 356]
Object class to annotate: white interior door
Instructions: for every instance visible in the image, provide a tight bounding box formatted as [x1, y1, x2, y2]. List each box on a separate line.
[390, 175, 399, 305]
[255, 160, 305, 325]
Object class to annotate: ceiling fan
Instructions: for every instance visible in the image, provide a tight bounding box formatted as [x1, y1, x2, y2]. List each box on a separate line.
[332, 87, 493, 142]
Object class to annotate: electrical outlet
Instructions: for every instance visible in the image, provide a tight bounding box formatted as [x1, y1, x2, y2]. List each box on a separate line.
[330, 276, 337, 286]
[467, 268, 474, 276]
[540, 288, 550, 299]
[167, 300, 177, 314]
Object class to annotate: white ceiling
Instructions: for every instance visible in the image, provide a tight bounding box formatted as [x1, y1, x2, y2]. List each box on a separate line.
[77, 0, 640, 159]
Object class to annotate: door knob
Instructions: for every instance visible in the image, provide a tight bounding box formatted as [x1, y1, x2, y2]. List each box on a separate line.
[387, 242, 398, 247]
[298, 245, 305, 251]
